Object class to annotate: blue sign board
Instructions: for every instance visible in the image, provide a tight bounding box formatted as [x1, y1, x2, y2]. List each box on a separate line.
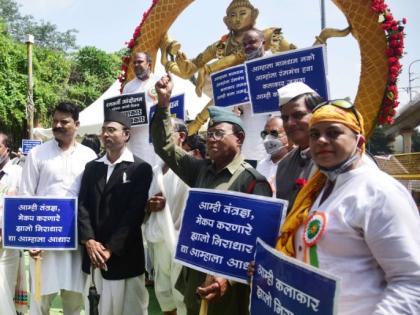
[104, 92, 148, 126]
[245, 45, 329, 114]
[2, 197, 77, 250]
[149, 93, 185, 143]
[211, 65, 250, 108]
[149, 93, 185, 121]
[22, 139, 42, 155]
[250, 239, 339, 315]
[175, 188, 287, 283]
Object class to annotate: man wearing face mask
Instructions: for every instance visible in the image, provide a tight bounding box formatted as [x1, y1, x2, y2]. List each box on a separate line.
[237, 28, 280, 163]
[122, 51, 161, 166]
[256, 116, 291, 195]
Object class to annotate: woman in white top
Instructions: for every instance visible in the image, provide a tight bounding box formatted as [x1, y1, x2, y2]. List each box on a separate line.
[277, 100, 420, 315]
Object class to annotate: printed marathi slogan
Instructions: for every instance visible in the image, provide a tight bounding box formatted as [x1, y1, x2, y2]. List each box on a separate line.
[2, 197, 77, 250]
[246, 45, 329, 114]
[175, 188, 287, 283]
[104, 92, 148, 126]
[250, 239, 339, 315]
[211, 65, 250, 108]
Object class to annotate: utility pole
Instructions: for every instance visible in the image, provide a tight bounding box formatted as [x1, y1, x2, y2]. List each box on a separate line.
[26, 34, 34, 139]
[320, 0, 326, 30]
[408, 59, 420, 102]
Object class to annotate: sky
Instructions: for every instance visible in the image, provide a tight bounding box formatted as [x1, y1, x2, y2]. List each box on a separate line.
[15, 0, 420, 111]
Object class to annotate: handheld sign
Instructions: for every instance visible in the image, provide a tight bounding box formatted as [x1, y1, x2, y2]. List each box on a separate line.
[149, 93, 185, 121]
[250, 239, 339, 315]
[104, 92, 148, 126]
[211, 65, 250, 108]
[22, 139, 42, 155]
[175, 188, 287, 283]
[245, 45, 329, 114]
[149, 93, 185, 143]
[2, 197, 77, 250]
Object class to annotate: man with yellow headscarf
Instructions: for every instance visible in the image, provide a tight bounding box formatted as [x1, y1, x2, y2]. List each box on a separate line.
[276, 101, 420, 314]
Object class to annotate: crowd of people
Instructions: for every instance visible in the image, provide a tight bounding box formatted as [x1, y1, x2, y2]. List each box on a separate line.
[1, 1, 419, 314]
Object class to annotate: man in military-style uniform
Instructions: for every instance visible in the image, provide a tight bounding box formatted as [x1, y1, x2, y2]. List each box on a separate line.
[151, 74, 272, 315]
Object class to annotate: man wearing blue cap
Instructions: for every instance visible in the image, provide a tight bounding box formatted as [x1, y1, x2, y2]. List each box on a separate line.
[151, 74, 272, 315]
[78, 110, 153, 315]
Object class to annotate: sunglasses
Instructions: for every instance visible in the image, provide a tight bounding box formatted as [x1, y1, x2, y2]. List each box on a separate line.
[312, 99, 361, 127]
[260, 130, 285, 139]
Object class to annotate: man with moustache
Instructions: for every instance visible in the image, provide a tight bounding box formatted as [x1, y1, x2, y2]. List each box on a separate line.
[151, 74, 272, 315]
[20, 102, 97, 315]
[122, 51, 161, 165]
[78, 110, 152, 315]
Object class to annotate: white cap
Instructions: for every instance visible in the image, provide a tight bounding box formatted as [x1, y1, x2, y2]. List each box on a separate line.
[277, 82, 318, 107]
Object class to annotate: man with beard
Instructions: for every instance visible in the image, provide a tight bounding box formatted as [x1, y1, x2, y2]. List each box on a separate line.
[20, 102, 97, 315]
[151, 74, 272, 315]
[122, 51, 161, 165]
[78, 110, 152, 315]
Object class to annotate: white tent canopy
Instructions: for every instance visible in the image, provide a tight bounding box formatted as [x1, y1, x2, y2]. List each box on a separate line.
[34, 57, 210, 139]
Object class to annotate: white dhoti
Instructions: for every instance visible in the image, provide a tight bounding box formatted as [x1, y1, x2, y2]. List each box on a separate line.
[84, 273, 149, 315]
[29, 250, 86, 315]
[0, 247, 19, 315]
[29, 289, 83, 315]
[151, 241, 186, 314]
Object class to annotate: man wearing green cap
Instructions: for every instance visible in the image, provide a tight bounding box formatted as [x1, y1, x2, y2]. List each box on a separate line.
[151, 74, 272, 315]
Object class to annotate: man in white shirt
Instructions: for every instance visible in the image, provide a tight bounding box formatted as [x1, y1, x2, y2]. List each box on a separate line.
[20, 102, 97, 315]
[78, 110, 153, 315]
[0, 132, 23, 315]
[122, 51, 161, 165]
[256, 116, 291, 195]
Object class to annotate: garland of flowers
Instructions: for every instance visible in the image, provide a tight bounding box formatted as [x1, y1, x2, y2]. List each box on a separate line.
[118, 0, 160, 92]
[371, 0, 406, 125]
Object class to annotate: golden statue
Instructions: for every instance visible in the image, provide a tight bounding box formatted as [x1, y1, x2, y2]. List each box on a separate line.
[160, 0, 298, 97]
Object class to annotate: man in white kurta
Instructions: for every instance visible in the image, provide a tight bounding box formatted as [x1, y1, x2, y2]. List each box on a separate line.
[0, 133, 23, 315]
[122, 51, 161, 165]
[294, 158, 420, 315]
[20, 102, 96, 315]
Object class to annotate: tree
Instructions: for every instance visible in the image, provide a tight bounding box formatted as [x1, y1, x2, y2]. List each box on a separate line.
[66, 46, 121, 107]
[412, 129, 420, 152]
[366, 126, 394, 155]
[0, 0, 78, 51]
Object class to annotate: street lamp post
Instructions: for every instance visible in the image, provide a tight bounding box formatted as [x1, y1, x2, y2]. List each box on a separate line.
[26, 34, 34, 140]
[408, 59, 420, 102]
[320, 0, 326, 30]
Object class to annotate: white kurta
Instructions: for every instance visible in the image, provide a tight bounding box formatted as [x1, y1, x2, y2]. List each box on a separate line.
[294, 163, 420, 315]
[20, 139, 96, 295]
[123, 74, 161, 166]
[256, 156, 278, 195]
[0, 160, 22, 315]
[144, 165, 188, 314]
[240, 104, 268, 162]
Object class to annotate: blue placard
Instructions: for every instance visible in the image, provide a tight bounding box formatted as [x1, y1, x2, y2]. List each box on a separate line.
[175, 188, 287, 283]
[22, 139, 42, 155]
[104, 92, 148, 126]
[149, 93, 185, 121]
[245, 45, 329, 114]
[211, 65, 250, 107]
[2, 197, 77, 250]
[250, 239, 339, 315]
[149, 93, 185, 143]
